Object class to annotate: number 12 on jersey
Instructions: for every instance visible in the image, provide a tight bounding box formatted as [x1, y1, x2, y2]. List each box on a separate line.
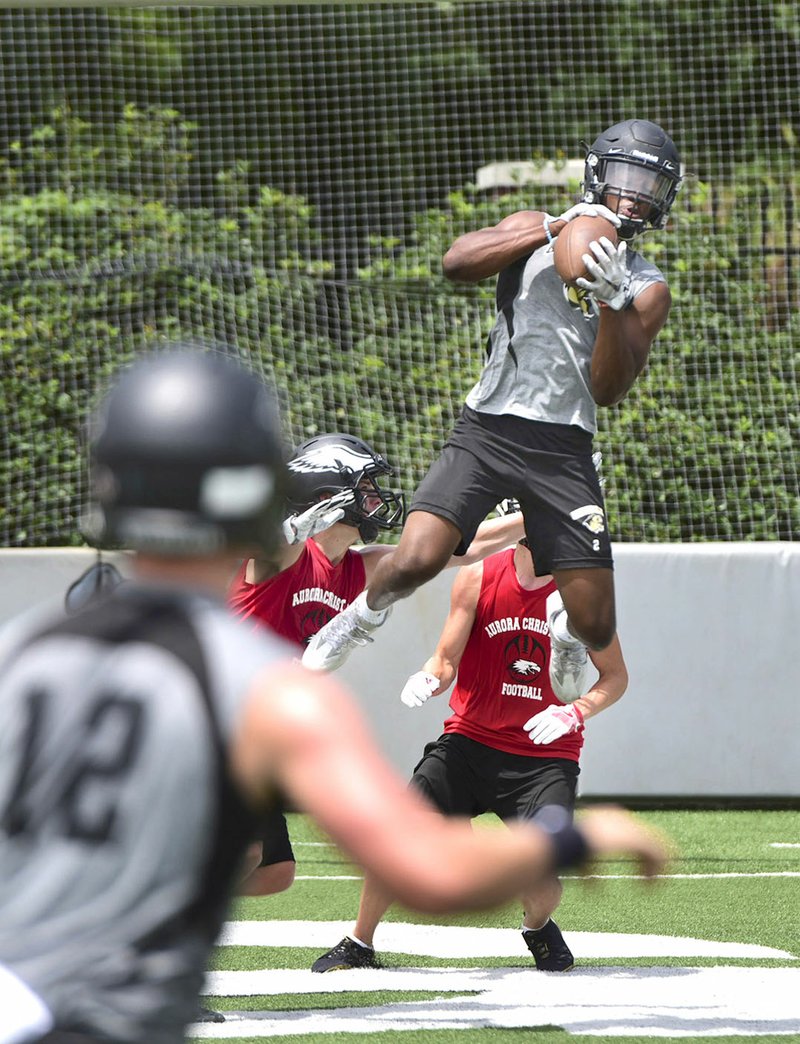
[2, 688, 146, 844]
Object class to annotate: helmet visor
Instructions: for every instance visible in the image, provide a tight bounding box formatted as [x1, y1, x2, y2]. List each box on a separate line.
[603, 159, 676, 206]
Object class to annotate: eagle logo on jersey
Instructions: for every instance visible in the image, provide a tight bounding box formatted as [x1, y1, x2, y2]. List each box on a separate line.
[504, 633, 546, 681]
[569, 504, 606, 534]
[512, 658, 541, 676]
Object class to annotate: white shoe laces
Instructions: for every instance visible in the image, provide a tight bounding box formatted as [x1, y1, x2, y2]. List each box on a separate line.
[319, 604, 380, 651]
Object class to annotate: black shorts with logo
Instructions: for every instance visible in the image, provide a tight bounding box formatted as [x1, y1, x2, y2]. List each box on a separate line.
[410, 406, 613, 575]
[411, 732, 579, 822]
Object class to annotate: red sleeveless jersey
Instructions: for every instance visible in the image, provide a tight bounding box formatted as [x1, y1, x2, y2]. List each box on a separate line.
[228, 539, 367, 648]
[444, 548, 583, 761]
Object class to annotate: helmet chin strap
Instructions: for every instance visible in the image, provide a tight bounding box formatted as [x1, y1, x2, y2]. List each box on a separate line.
[357, 519, 380, 543]
[617, 218, 646, 241]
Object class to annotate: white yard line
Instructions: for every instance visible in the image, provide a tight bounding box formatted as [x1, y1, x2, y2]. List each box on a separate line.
[217, 920, 796, 960]
[193, 965, 800, 1039]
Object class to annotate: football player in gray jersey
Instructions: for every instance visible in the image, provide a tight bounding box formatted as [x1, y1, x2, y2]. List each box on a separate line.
[0, 347, 669, 1044]
[303, 120, 682, 699]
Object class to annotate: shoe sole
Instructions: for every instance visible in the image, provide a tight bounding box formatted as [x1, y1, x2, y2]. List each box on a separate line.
[313, 963, 380, 973]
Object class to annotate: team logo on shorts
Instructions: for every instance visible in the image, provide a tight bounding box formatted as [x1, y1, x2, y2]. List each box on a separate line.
[504, 633, 546, 680]
[569, 504, 606, 534]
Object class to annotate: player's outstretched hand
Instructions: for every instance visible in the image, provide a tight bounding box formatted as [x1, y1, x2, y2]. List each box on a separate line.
[555, 202, 622, 227]
[282, 489, 357, 545]
[578, 806, 671, 879]
[577, 238, 631, 311]
[400, 671, 440, 708]
[524, 703, 584, 745]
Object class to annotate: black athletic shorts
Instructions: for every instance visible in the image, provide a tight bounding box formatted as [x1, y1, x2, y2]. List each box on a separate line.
[410, 732, 579, 822]
[410, 406, 613, 575]
[254, 805, 295, 867]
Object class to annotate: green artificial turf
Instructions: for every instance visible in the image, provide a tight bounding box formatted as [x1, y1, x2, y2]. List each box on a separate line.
[194, 810, 800, 1044]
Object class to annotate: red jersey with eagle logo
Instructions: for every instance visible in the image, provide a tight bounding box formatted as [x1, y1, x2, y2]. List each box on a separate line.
[228, 538, 367, 647]
[444, 547, 583, 761]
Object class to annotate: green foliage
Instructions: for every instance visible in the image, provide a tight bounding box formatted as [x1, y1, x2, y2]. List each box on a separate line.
[0, 107, 336, 545]
[598, 183, 799, 540]
[1, 5, 798, 545]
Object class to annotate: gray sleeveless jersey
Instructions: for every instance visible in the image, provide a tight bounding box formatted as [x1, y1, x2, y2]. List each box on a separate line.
[465, 242, 665, 433]
[0, 584, 294, 1043]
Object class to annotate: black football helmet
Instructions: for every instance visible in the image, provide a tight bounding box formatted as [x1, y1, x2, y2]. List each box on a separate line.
[582, 119, 682, 240]
[84, 346, 287, 555]
[286, 433, 405, 543]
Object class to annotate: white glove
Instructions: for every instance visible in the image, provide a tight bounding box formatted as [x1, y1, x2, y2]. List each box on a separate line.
[576, 238, 631, 311]
[523, 703, 584, 745]
[555, 202, 622, 227]
[495, 497, 520, 517]
[281, 489, 357, 545]
[400, 671, 440, 708]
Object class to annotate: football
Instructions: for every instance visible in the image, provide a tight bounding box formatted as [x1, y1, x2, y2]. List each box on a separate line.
[552, 215, 619, 287]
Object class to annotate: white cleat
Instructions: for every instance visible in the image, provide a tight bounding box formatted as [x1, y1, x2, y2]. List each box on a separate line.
[545, 590, 591, 704]
[302, 592, 391, 672]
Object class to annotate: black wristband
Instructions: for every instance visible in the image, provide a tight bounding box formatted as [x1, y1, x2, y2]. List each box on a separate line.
[532, 804, 591, 870]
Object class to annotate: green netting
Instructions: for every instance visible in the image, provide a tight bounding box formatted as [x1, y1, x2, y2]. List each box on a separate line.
[0, 2, 797, 546]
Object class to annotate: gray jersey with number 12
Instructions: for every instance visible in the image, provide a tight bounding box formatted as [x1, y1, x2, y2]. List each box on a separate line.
[0, 583, 292, 1043]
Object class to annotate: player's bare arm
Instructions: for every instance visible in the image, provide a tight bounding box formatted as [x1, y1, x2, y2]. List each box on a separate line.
[426, 561, 483, 686]
[524, 629, 628, 746]
[571, 633, 628, 723]
[443, 203, 623, 285]
[399, 561, 483, 708]
[246, 542, 301, 585]
[236, 663, 669, 908]
[443, 210, 551, 284]
[457, 512, 524, 564]
[233, 661, 572, 912]
[591, 280, 671, 406]
[246, 489, 359, 583]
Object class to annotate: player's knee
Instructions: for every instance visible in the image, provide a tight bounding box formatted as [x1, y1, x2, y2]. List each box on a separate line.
[247, 860, 296, 896]
[579, 616, 615, 650]
[568, 606, 615, 650]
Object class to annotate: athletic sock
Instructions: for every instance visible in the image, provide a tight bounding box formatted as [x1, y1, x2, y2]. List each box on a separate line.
[549, 608, 575, 645]
[522, 918, 550, 933]
[355, 592, 387, 625]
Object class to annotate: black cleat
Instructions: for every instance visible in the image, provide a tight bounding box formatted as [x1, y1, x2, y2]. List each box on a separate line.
[195, 1004, 226, 1023]
[522, 919, 575, 972]
[311, 935, 383, 973]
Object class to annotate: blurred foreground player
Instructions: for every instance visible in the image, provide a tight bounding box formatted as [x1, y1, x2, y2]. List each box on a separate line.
[0, 347, 668, 1044]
